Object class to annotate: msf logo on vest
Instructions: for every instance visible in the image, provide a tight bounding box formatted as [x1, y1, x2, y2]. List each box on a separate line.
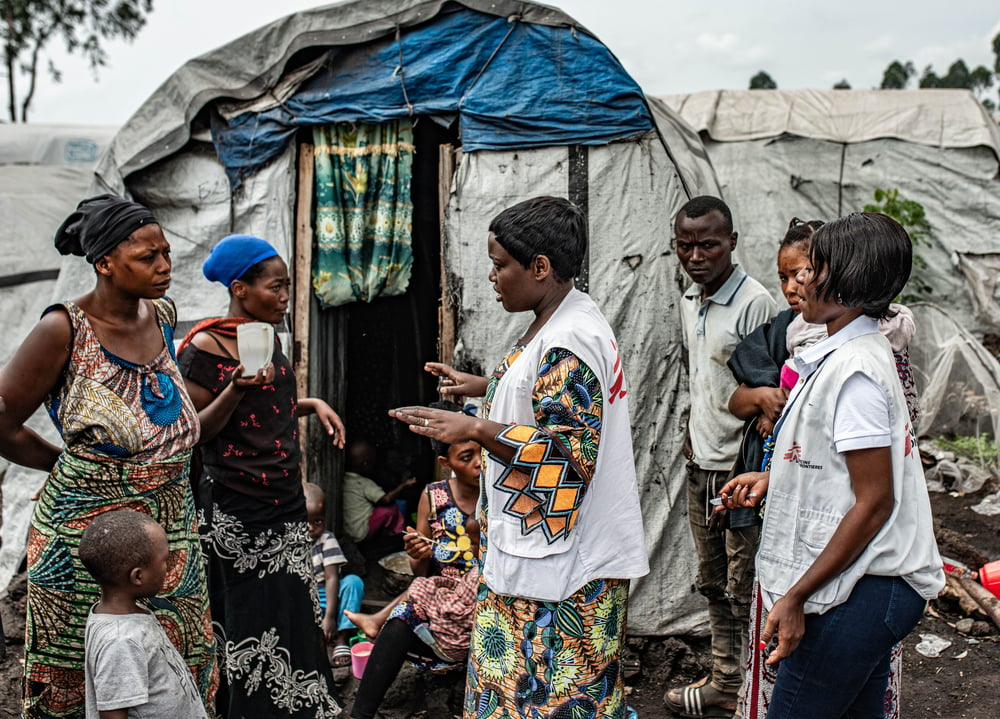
[782, 442, 824, 470]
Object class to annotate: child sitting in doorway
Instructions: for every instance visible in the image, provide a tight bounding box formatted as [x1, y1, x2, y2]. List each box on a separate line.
[305, 482, 365, 669]
[342, 438, 414, 544]
[79, 510, 207, 719]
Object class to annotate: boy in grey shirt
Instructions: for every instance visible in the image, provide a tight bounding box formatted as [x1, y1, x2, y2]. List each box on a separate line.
[79, 510, 207, 719]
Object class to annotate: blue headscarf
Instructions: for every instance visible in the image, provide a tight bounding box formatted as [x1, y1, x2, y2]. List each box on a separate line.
[202, 234, 280, 287]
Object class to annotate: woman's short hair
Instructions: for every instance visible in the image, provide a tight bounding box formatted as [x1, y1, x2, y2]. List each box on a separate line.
[810, 212, 911, 320]
[782, 217, 824, 248]
[488, 196, 587, 282]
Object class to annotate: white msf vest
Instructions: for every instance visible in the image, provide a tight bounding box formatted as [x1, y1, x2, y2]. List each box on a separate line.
[483, 289, 649, 601]
[758, 332, 944, 614]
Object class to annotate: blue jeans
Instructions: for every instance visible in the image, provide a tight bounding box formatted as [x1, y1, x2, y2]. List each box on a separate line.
[317, 573, 365, 632]
[768, 575, 926, 719]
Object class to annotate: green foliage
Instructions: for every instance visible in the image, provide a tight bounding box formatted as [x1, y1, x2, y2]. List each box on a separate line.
[880, 60, 915, 89]
[933, 433, 998, 467]
[1, 0, 154, 122]
[749, 70, 777, 90]
[863, 188, 932, 300]
[833, 79, 851, 90]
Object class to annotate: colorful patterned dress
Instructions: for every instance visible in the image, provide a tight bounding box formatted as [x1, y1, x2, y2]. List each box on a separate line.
[389, 479, 477, 664]
[464, 345, 630, 719]
[25, 298, 216, 719]
[178, 328, 341, 719]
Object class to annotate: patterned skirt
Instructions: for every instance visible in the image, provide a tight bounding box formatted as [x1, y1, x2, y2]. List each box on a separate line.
[200, 480, 341, 718]
[24, 451, 216, 719]
[464, 578, 630, 719]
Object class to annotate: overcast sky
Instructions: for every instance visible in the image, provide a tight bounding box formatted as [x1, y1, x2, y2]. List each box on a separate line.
[21, 0, 1000, 126]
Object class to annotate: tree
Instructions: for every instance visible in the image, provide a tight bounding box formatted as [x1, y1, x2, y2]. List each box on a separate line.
[880, 60, 915, 89]
[920, 59, 996, 111]
[832, 79, 851, 90]
[863, 187, 933, 301]
[749, 70, 777, 90]
[1, 0, 154, 123]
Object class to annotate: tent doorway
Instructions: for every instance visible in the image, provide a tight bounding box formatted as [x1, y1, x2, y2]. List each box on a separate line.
[295, 118, 460, 529]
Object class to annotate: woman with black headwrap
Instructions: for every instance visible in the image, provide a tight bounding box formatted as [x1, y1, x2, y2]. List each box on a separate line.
[0, 195, 216, 718]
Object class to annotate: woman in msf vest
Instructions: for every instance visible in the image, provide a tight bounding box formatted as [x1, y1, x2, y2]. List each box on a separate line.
[720, 212, 944, 719]
[390, 196, 649, 719]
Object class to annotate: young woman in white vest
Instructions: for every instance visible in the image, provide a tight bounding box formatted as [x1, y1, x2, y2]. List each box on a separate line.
[719, 212, 943, 719]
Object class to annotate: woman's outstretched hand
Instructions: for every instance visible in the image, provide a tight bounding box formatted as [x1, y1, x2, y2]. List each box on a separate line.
[389, 405, 481, 445]
[718, 471, 769, 510]
[424, 362, 489, 398]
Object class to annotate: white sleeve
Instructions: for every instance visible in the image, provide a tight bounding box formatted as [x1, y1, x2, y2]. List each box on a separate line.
[834, 372, 891, 452]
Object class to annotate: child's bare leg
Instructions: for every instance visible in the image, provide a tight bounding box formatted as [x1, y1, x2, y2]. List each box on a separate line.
[345, 592, 406, 640]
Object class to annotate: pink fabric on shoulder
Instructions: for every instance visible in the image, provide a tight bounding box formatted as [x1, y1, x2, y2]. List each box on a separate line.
[780, 361, 799, 390]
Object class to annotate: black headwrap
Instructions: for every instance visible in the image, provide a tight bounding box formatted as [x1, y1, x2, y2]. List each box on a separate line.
[54, 194, 158, 264]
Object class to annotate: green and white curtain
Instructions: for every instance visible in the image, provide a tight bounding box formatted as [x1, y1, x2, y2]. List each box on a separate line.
[312, 120, 414, 307]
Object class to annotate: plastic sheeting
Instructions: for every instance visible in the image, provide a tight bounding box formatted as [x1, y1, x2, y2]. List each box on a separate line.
[908, 303, 1000, 459]
[663, 90, 1000, 335]
[443, 134, 706, 635]
[211, 6, 652, 187]
[0, 124, 116, 597]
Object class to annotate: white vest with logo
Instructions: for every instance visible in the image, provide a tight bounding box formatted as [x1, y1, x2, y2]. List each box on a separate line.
[483, 289, 649, 601]
[758, 332, 944, 614]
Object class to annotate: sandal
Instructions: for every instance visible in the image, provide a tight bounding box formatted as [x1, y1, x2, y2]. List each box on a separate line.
[664, 676, 736, 718]
[331, 644, 352, 669]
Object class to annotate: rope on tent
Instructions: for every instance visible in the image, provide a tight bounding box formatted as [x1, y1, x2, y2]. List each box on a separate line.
[394, 26, 414, 116]
[459, 15, 520, 108]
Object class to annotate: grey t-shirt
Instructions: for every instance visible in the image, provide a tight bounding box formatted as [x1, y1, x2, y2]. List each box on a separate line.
[85, 607, 207, 719]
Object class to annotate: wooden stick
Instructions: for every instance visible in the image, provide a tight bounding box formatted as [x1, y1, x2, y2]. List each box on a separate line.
[958, 576, 1000, 630]
[943, 574, 983, 618]
[294, 142, 315, 477]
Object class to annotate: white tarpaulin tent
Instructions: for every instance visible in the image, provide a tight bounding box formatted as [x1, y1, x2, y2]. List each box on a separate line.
[663, 89, 1000, 335]
[48, 0, 721, 635]
[0, 124, 116, 595]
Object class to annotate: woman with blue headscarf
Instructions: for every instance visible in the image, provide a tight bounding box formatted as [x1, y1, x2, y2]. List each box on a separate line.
[0, 195, 216, 718]
[178, 234, 345, 719]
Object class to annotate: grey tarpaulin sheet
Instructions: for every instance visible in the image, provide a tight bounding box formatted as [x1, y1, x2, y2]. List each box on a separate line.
[0, 125, 116, 596]
[443, 132, 709, 635]
[908, 303, 1000, 459]
[663, 89, 1000, 335]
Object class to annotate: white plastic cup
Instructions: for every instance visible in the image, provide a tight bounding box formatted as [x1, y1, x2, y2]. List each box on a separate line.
[236, 322, 274, 377]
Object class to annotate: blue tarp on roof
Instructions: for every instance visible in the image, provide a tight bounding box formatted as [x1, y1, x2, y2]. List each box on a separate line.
[212, 6, 653, 187]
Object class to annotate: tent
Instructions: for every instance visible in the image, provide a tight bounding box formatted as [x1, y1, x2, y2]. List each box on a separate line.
[0, 124, 117, 595]
[49, 0, 720, 635]
[662, 89, 1000, 335]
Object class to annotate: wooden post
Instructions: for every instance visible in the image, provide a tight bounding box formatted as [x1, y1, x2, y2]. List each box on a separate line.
[438, 144, 457, 369]
[294, 142, 315, 479]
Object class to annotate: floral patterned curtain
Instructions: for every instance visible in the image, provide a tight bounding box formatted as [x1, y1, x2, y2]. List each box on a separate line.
[311, 120, 414, 307]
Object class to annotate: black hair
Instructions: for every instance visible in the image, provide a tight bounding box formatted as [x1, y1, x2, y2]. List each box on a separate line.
[809, 212, 911, 320]
[676, 196, 734, 234]
[79, 510, 160, 586]
[488, 196, 587, 282]
[235, 255, 284, 286]
[781, 217, 824, 248]
[428, 400, 470, 457]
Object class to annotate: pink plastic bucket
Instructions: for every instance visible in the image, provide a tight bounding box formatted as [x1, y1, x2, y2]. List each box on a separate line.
[980, 560, 1000, 599]
[351, 641, 373, 679]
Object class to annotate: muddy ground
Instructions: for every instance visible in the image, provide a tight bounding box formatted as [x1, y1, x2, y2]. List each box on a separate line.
[0, 487, 997, 718]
